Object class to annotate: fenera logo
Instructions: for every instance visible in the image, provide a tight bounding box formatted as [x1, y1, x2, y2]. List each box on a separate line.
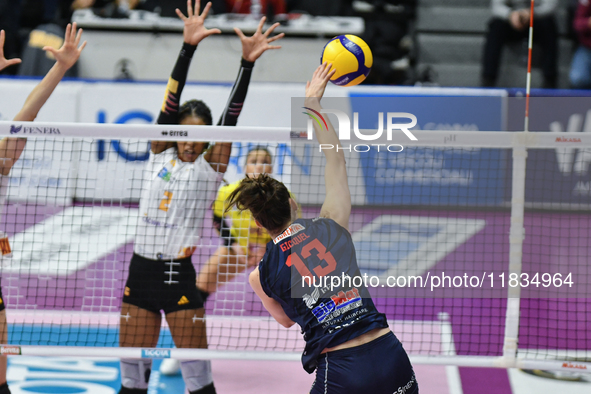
[9, 125, 60, 135]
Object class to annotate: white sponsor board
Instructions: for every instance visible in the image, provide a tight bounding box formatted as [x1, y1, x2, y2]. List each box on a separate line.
[0, 81, 80, 204]
[2, 206, 137, 276]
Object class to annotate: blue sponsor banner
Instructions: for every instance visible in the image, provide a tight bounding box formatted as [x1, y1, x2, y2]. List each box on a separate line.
[506, 94, 591, 204]
[349, 92, 507, 206]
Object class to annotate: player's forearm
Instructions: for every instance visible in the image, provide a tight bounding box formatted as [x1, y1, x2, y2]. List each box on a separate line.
[157, 43, 196, 125]
[217, 58, 254, 126]
[204, 142, 232, 173]
[13, 62, 68, 122]
[304, 98, 345, 163]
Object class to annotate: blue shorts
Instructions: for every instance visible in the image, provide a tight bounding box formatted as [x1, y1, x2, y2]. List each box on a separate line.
[310, 332, 418, 394]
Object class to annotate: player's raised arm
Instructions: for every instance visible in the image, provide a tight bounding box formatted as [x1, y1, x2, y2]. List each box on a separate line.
[0, 23, 85, 176]
[204, 16, 284, 172]
[0, 29, 21, 72]
[304, 63, 351, 230]
[153, 0, 220, 154]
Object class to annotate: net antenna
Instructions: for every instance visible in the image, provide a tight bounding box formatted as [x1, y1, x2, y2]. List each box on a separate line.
[524, 0, 535, 132]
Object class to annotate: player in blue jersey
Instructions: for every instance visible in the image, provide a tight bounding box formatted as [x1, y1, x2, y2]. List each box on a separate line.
[225, 63, 418, 394]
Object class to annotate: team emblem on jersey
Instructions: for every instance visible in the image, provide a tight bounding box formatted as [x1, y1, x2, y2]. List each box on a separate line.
[303, 288, 320, 309]
[158, 167, 171, 182]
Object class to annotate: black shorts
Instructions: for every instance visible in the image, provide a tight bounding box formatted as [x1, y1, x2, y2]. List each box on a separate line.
[0, 282, 4, 312]
[122, 253, 204, 314]
[310, 332, 418, 394]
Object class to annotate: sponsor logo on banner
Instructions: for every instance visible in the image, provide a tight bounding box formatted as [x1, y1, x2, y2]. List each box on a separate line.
[9, 125, 61, 135]
[1, 345, 21, 355]
[161, 130, 188, 137]
[562, 362, 587, 370]
[290, 131, 308, 139]
[141, 349, 171, 358]
[555, 137, 582, 143]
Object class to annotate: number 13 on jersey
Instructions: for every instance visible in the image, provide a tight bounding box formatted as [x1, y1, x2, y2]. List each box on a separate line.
[286, 239, 337, 285]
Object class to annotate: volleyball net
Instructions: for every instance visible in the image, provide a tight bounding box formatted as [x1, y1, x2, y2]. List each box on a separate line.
[0, 114, 589, 372]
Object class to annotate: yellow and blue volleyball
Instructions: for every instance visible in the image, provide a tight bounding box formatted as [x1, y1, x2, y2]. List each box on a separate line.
[321, 35, 373, 87]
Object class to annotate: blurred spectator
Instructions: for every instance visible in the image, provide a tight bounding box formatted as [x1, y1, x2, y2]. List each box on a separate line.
[142, 0, 226, 17]
[481, 0, 558, 88]
[0, 0, 22, 75]
[287, 0, 350, 16]
[226, 0, 286, 15]
[570, 0, 591, 89]
[354, 0, 417, 85]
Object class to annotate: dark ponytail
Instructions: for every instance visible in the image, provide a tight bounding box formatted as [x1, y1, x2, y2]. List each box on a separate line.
[226, 174, 291, 235]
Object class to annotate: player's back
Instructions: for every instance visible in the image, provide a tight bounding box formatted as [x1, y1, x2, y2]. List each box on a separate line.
[259, 217, 388, 373]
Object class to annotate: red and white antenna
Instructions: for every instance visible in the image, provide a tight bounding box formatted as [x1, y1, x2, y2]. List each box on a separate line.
[524, 0, 535, 132]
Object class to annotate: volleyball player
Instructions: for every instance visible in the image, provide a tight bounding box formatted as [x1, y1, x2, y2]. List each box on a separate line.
[160, 146, 298, 375]
[118, 1, 283, 393]
[0, 23, 85, 394]
[0, 30, 21, 72]
[196, 146, 300, 295]
[226, 63, 418, 394]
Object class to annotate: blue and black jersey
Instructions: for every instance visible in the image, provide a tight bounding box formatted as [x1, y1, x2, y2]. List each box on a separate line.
[258, 217, 388, 373]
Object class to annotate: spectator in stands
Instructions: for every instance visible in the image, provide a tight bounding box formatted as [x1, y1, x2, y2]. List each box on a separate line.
[226, 0, 286, 15]
[481, 0, 559, 88]
[70, 0, 141, 11]
[0, 0, 22, 75]
[570, 0, 591, 89]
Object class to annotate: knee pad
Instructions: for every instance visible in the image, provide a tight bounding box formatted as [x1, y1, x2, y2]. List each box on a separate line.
[180, 360, 214, 393]
[120, 359, 152, 390]
[0, 383, 10, 394]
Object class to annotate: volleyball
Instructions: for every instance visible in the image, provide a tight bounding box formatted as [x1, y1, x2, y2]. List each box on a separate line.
[321, 35, 373, 87]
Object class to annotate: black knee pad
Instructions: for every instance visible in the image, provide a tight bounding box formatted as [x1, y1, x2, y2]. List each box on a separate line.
[118, 387, 147, 394]
[189, 382, 216, 394]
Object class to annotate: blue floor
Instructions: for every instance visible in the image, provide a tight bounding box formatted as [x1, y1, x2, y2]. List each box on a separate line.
[7, 325, 185, 394]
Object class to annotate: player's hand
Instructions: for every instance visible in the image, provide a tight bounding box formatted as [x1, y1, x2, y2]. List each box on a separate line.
[177, 0, 221, 46]
[0, 30, 21, 72]
[44, 23, 86, 70]
[235, 16, 284, 63]
[509, 10, 523, 30]
[305, 62, 336, 100]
